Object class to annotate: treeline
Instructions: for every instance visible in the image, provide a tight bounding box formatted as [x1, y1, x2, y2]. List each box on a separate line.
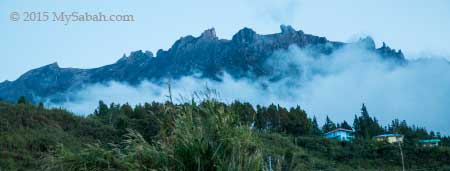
[1, 97, 450, 170]
[92, 100, 446, 143]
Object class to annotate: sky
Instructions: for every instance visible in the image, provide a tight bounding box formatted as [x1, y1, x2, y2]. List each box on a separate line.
[1, 0, 450, 134]
[1, 0, 450, 82]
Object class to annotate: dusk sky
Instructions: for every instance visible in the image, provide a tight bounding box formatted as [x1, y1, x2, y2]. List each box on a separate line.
[1, 0, 450, 82]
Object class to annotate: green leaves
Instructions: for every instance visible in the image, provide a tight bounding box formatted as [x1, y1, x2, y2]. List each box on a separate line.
[1, 100, 449, 171]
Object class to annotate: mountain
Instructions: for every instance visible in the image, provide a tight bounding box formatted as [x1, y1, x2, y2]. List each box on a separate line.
[0, 25, 404, 103]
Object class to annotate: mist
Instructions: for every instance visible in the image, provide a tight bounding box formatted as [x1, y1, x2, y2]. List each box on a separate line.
[51, 44, 450, 134]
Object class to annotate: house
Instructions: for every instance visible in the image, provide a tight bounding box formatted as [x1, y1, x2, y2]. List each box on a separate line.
[324, 128, 354, 141]
[374, 134, 404, 144]
[418, 139, 441, 147]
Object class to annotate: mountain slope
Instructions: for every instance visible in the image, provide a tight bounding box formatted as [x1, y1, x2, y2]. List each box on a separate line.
[0, 25, 404, 103]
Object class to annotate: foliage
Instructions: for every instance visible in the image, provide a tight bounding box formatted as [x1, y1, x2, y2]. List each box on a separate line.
[353, 104, 385, 138]
[0, 97, 449, 171]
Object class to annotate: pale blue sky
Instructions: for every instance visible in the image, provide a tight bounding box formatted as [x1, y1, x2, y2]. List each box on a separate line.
[1, 0, 450, 81]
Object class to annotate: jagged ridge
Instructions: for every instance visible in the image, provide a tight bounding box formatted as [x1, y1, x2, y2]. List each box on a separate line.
[0, 25, 405, 103]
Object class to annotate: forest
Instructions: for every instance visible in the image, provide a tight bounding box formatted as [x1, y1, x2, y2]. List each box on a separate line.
[1, 94, 449, 171]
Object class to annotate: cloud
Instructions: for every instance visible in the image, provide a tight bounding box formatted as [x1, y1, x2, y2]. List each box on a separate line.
[50, 45, 450, 134]
[243, 0, 300, 25]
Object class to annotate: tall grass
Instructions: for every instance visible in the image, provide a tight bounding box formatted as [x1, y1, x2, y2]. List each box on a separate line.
[45, 99, 264, 171]
[167, 100, 264, 170]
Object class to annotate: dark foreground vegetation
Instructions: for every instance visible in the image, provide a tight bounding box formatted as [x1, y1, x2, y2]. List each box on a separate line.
[1, 96, 449, 171]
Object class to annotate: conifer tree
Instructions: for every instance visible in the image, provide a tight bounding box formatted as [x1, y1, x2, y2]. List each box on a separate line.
[38, 102, 44, 109]
[312, 116, 322, 135]
[17, 96, 27, 104]
[322, 116, 336, 133]
[354, 103, 384, 138]
[340, 120, 352, 130]
[96, 100, 108, 116]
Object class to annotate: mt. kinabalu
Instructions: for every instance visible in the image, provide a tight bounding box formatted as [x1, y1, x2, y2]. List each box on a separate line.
[0, 25, 405, 103]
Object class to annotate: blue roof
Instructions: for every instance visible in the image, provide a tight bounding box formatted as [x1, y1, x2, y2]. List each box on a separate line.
[324, 128, 353, 135]
[418, 139, 441, 143]
[375, 134, 403, 137]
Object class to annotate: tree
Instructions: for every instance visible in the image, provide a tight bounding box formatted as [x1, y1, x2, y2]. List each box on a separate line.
[353, 103, 384, 139]
[322, 116, 336, 133]
[353, 115, 360, 133]
[230, 101, 256, 126]
[340, 120, 352, 130]
[361, 103, 369, 118]
[278, 106, 290, 133]
[255, 105, 266, 130]
[38, 102, 44, 109]
[283, 106, 312, 136]
[267, 104, 279, 131]
[17, 96, 27, 104]
[312, 116, 322, 135]
[121, 103, 133, 117]
[94, 100, 109, 116]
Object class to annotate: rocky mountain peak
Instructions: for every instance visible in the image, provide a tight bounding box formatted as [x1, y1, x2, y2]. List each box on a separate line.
[232, 27, 258, 44]
[357, 36, 376, 50]
[280, 25, 296, 34]
[200, 28, 218, 40]
[0, 26, 407, 103]
[26, 62, 61, 73]
[144, 50, 154, 58]
[46, 62, 60, 69]
[117, 50, 152, 64]
[376, 42, 405, 62]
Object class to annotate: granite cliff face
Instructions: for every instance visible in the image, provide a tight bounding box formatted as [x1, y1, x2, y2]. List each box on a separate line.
[0, 25, 404, 103]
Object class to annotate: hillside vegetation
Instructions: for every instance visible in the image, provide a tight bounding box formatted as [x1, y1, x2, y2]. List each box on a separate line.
[1, 96, 449, 171]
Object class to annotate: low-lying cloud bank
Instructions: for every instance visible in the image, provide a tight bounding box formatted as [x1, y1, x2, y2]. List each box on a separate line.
[52, 45, 450, 134]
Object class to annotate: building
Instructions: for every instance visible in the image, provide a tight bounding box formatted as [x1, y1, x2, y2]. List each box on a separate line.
[418, 139, 441, 147]
[324, 128, 354, 141]
[374, 134, 404, 144]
